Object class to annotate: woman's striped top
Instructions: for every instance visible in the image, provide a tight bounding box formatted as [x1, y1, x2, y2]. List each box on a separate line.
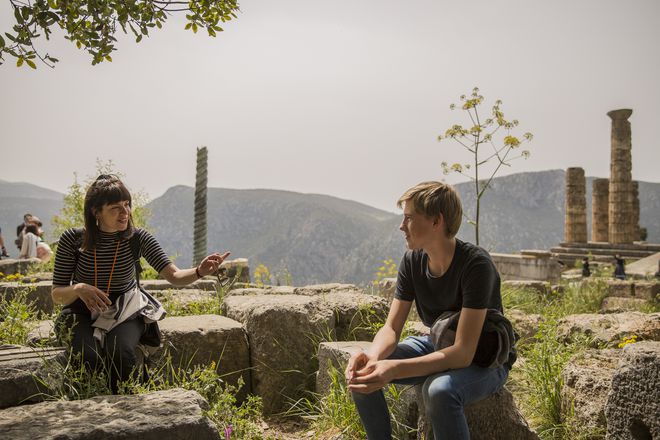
[53, 228, 172, 315]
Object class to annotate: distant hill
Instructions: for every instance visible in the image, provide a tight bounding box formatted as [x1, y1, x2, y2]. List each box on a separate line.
[0, 179, 63, 248]
[1, 171, 658, 284]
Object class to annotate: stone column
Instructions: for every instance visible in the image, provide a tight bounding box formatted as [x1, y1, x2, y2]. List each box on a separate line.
[591, 178, 609, 242]
[632, 181, 640, 241]
[564, 167, 587, 243]
[607, 109, 634, 244]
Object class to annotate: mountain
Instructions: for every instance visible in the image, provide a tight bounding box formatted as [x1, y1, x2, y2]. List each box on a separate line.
[0, 179, 63, 249]
[1, 171, 659, 284]
[146, 186, 406, 285]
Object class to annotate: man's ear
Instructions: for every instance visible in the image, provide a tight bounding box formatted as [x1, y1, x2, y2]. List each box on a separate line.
[433, 213, 444, 228]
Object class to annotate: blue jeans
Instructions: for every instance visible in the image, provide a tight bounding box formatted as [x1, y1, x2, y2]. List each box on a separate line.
[351, 335, 509, 440]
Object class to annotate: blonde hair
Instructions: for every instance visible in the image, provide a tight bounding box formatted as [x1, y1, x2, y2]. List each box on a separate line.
[397, 181, 463, 238]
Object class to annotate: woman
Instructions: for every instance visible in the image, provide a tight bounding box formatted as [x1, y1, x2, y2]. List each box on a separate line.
[19, 223, 40, 259]
[51, 174, 230, 392]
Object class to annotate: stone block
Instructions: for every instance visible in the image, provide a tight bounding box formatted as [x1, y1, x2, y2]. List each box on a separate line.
[416, 386, 539, 440]
[561, 349, 620, 433]
[372, 278, 421, 321]
[0, 281, 54, 314]
[321, 291, 389, 341]
[605, 341, 660, 440]
[316, 341, 371, 395]
[606, 280, 635, 298]
[502, 280, 551, 295]
[222, 294, 335, 415]
[0, 345, 65, 409]
[0, 388, 219, 439]
[506, 309, 541, 342]
[27, 320, 56, 346]
[156, 315, 250, 400]
[0, 258, 41, 276]
[140, 278, 218, 291]
[601, 297, 653, 313]
[221, 287, 389, 415]
[634, 281, 660, 301]
[557, 312, 660, 348]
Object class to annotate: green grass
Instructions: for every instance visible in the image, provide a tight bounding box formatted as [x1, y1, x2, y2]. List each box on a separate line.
[0, 287, 39, 345]
[287, 364, 415, 440]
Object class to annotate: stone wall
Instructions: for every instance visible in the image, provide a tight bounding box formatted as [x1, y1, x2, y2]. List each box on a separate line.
[491, 252, 562, 282]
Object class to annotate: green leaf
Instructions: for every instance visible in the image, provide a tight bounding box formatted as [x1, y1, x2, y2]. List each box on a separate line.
[184, 23, 192, 30]
[5, 33, 17, 43]
[0, 35, 5, 49]
[105, 55, 112, 62]
[192, 23, 198, 33]
[22, 7, 30, 21]
[136, 34, 142, 43]
[14, 7, 24, 24]
[26, 59, 36, 69]
[16, 57, 23, 67]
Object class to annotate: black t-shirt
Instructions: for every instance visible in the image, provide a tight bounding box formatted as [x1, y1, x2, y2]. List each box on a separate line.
[395, 239, 502, 327]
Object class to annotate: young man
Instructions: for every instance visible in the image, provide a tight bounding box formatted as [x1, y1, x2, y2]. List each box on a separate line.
[346, 181, 515, 440]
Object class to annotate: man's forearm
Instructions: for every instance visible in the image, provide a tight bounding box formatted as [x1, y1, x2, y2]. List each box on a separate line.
[366, 325, 400, 360]
[392, 344, 472, 379]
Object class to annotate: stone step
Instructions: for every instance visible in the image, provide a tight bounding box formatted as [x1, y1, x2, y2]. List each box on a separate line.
[559, 242, 660, 252]
[0, 388, 219, 440]
[0, 345, 65, 409]
[551, 246, 654, 259]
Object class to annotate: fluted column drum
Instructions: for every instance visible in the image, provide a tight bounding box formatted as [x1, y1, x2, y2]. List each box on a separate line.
[564, 167, 587, 243]
[591, 178, 609, 242]
[607, 109, 634, 244]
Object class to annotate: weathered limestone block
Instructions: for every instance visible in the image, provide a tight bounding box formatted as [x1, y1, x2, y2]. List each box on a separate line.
[372, 278, 421, 321]
[0, 388, 219, 440]
[606, 279, 659, 301]
[406, 321, 430, 337]
[0, 258, 41, 276]
[316, 341, 371, 395]
[156, 315, 250, 398]
[502, 279, 551, 295]
[562, 349, 619, 433]
[294, 283, 362, 295]
[506, 309, 542, 342]
[557, 312, 660, 347]
[140, 278, 218, 292]
[27, 319, 56, 345]
[605, 341, 660, 440]
[0, 281, 54, 314]
[222, 294, 335, 415]
[321, 291, 389, 341]
[316, 341, 418, 440]
[317, 342, 538, 440]
[0, 345, 65, 408]
[601, 297, 653, 313]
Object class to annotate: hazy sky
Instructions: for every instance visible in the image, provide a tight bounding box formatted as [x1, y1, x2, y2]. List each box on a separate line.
[1, 0, 658, 212]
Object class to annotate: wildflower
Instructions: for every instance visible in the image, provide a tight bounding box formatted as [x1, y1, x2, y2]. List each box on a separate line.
[224, 424, 233, 440]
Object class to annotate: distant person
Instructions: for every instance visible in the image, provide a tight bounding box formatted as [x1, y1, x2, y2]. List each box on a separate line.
[346, 181, 516, 440]
[15, 213, 33, 250]
[51, 174, 231, 393]
[19, 224, 40, 259]
[0, 227, 9, 258]
[581, 257, 591, 277]
[613, 254, 626, 280]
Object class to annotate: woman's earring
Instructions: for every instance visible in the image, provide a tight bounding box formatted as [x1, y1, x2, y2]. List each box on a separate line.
[96, 217, 100, 228]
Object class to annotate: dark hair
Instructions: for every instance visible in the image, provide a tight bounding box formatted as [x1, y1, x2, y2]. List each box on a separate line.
[82, 174, 134, 250]
[25, 224, 39, 235]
